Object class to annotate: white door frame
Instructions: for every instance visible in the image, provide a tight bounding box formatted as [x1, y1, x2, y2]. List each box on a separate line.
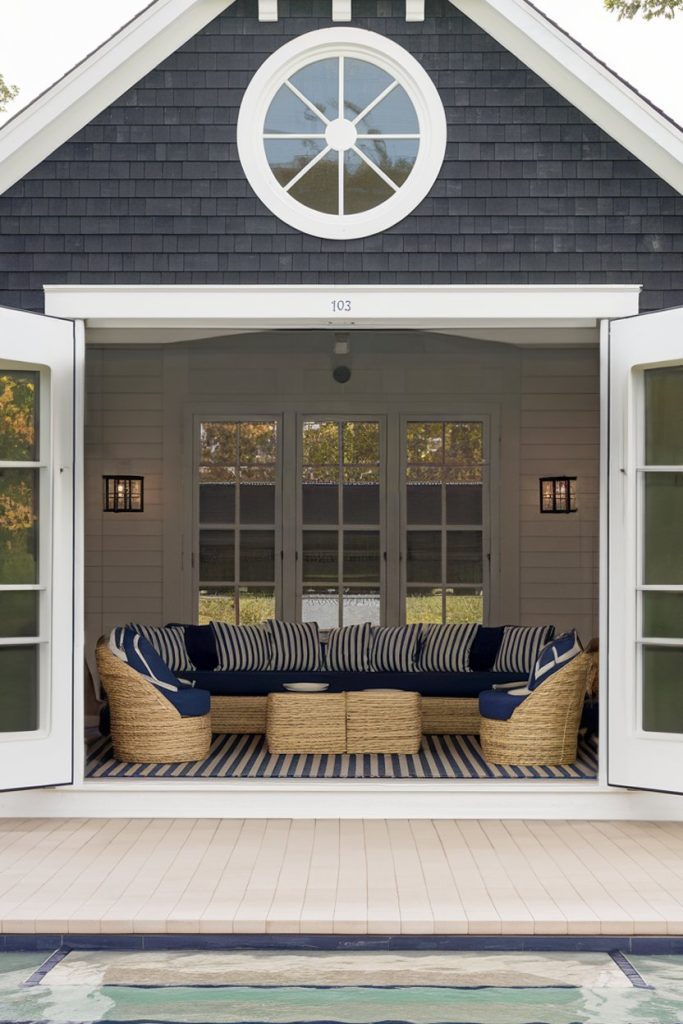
[5, 282, 678, 820]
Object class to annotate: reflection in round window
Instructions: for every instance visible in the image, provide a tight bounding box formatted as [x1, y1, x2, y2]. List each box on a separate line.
[237, 29, 447, 240]
[263, 57, 420, 216]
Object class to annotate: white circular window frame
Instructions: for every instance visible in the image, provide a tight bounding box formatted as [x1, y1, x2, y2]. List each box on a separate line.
[236, 27, 447, 241]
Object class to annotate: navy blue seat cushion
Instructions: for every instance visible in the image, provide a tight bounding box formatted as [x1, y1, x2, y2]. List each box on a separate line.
[165, 686, 211, 718]
[181, 669, 526, 698]
[479, 688, 528, 722]
[468, 626, 504, 672]
[167, 623, 218, 671]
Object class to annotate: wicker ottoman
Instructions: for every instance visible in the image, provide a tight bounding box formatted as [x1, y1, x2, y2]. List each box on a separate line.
[266, 692, 347, 754]
[346, 689, 422, 754]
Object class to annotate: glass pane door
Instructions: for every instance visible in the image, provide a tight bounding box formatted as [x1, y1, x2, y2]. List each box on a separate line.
[0, 307, 75, 792]
[404, 420, 485, 624]
[300, 418, 383, 626]
[638, 366, 683, 734]
[198, 419, 279, 624]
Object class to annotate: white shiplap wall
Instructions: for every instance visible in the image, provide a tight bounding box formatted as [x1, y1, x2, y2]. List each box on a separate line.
[84, 333, 600, 658]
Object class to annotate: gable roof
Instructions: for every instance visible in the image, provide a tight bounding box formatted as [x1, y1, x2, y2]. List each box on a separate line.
[0, 0, 682, 197]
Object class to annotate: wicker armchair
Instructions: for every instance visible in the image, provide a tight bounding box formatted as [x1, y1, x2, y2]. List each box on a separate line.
[95, 638, 211, 763]
[479, 651, 594, 766]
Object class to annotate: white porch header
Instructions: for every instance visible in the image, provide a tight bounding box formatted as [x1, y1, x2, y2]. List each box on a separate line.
[44, 284, 641, 338]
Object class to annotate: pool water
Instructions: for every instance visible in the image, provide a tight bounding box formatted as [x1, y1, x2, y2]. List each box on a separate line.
[0, 950, 682, 1024]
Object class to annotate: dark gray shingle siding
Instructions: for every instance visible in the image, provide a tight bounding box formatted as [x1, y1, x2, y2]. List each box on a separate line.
[1, 0, 682, 312]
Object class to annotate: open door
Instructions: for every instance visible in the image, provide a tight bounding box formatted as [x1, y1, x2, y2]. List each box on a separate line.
[0, 305, 75, 790]
[608, 307, 683, 793]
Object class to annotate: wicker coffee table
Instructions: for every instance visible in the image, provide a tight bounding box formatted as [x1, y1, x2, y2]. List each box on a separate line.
[266, 689, 422, 755]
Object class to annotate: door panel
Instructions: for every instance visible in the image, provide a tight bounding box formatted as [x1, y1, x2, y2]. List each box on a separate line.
[0, 306, 75, 791]
[608, 308, 683, 793]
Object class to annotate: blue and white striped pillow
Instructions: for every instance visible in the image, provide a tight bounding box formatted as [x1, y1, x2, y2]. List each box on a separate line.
[211, 622, 271, 672]
[127, 624, 193, 673]
[324, 623, 372, 672]
[267, 620, 322, 671]
[528, 629, 583, 690]
[370, 624, 422, 673]
[418, 623, 479, 673]
[492, 625, 555, 675]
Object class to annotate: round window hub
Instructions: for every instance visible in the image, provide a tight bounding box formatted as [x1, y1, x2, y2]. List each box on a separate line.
[237, 27, 447, 241]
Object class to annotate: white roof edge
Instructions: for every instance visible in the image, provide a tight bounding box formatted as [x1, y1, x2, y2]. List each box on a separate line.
[0, 0, 681, 197]
[0, 0, 233, 196]
[453, 0, 683, 195]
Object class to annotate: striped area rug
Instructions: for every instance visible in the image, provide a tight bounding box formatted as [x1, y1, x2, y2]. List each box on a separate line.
[86, 732, 599, 781]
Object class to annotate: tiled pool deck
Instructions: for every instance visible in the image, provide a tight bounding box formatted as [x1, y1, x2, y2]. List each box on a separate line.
[1, 818, 683, 938]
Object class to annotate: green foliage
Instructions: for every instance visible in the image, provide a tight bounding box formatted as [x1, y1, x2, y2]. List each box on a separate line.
[0, 74, 18, 114]
[405, 592, 483, 624]
[604, 0, 682, 18]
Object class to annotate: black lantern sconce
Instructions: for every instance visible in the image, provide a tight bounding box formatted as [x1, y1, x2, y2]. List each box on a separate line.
[539, 476, 577, 514]
[103, 476, 144, 513]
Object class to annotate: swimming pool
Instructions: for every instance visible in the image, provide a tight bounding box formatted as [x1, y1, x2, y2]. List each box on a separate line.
[1, 947, 683, 1023]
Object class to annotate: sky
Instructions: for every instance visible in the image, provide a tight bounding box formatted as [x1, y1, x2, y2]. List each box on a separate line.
[0, 0, 682, 125]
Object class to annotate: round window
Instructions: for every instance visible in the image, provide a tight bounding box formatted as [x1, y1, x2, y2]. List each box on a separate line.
[237, 28, 447, 240]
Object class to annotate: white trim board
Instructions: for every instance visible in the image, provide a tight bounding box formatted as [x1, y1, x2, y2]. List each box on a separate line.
[1, 0, 683, 197]
[44, 284, 641, 335]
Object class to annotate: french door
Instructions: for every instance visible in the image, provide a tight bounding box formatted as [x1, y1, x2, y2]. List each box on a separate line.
[608, 307, 683, 793]
[0, 306, 75, 791]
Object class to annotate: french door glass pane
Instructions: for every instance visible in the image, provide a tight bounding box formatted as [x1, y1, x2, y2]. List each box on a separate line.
[0, 646, 38, 732]
[302, 586, 338, 628]
[199, 483, 235, 524]
[0, 591, 38, 637]
[446, 589, 483, 624]
[447, 531, 483, 584]
[643, 592, 683, 638]
[240, 530, 275, 583]
[343, 587, 381, 626]
[343, 530, 380, 583]
[446, 484, 482, 525]
[238, 587, 275, 625]
[0, 468, 38, 584]
[241, 483, 275, 524]
[406, 531, 440, 583]
[303, 483, 338, 525]
[406, 588, 442, 624]
[645, 367, 683, 465]
[642, 645, 683, 733]
[199, 529, 234, 582]
[302, 531, 338, 583]
[643, 473, 683, 584]
[343, 480, 379, 525]
[0, 371, 39, 460]
[198, 587, 235, 625]
[200, 422, 237, 467]
[406, 484, 440, 525]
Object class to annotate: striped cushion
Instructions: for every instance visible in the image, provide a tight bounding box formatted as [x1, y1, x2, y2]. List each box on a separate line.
[267, 620, 322, 671]
[211, 622, 271, 672]
[127, 624, 193, 673]
[528, 629, 583, 690]
[418, 623, 479, 673]
[324, 623, 372, 672]
[492, 625, 555, 675]
[370, 625, 422, 672]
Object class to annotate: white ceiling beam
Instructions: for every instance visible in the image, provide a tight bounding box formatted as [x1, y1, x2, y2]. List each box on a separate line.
[332, 0, 352, 21]
[406, 0, 425, 20]
[258, 0, 278, 20]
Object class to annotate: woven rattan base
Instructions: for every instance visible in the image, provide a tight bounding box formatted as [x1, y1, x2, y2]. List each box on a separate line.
[421, 696, 481, 735]
[211, 696, 266, 734]
[96, 639, 212, 763]
[266, 692, 347, 754]
[346, 690, 421, 754]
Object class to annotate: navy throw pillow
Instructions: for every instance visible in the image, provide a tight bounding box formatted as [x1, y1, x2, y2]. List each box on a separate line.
[172, 624, 219, 671]
[468, 626, 505, 672]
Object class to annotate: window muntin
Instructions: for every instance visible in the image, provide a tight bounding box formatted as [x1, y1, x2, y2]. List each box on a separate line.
[198, 420, 279, 625]
[404, 420, 485, 625]
[0, 369, 45, 733]
[300, 418, 383, 628]
[237, 28, 447, 240]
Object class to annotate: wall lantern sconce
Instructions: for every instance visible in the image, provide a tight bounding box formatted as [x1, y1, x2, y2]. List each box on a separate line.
[103, 476, 144, 513]
[539, 476, 577, 514]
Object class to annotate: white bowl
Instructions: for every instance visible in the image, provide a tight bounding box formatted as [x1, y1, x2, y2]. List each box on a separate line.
[282, 682, 330, 693]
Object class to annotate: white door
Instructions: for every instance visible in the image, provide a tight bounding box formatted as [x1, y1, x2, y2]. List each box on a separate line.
[0, 306, 75, 790]
[609, 307, 683, 793]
